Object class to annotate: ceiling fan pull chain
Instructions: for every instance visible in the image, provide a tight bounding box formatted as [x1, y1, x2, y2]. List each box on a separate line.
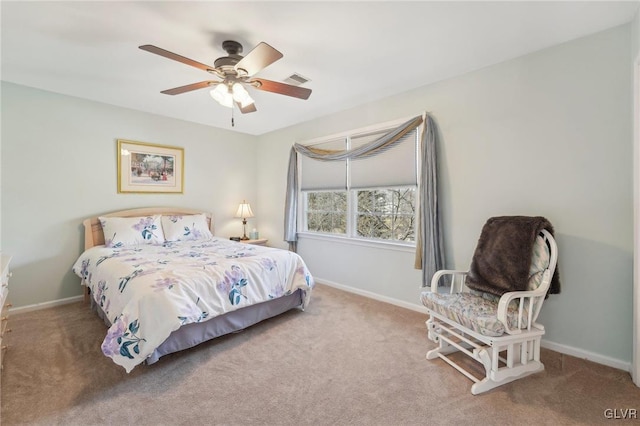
[231, 106, 235, 127]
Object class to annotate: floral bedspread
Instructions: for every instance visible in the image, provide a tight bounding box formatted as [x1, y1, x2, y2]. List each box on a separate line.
[72, 237, 314, 372]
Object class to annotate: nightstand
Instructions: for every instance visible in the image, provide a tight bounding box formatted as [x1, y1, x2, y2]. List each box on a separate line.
[241, 238, 268, 246]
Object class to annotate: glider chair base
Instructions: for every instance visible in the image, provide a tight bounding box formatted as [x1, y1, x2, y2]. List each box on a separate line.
[426, 314, 545, 395]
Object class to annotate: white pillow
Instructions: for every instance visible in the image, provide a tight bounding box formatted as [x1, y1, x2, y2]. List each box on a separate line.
[161, 214, 213, 242]
[99, 215, 165, 248]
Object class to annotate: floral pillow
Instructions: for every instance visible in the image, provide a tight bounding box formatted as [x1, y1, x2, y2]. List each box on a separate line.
[99, 215, 165, 248]
[161, 214, 213, 242]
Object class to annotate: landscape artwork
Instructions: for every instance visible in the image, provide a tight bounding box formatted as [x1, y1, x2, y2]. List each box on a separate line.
[117, 139, 184, 193]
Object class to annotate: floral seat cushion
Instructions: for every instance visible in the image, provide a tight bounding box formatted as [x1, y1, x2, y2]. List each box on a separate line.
[421, 291, 530, 337]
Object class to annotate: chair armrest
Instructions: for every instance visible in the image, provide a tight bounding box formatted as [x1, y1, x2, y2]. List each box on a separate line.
[429, 270, 469, 293]
[497, 271, 551, 334]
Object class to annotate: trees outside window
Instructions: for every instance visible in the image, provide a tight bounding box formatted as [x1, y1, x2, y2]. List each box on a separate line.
[304, 187, 415, 243]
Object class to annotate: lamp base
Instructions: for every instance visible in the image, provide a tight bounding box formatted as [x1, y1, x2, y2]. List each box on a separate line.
[241, 220, 249, 240]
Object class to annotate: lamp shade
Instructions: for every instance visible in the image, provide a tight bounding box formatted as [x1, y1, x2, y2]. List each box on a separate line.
[235, 201, 254, 219]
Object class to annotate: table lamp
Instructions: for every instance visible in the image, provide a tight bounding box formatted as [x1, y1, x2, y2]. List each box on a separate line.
[235, 200, 254, 240]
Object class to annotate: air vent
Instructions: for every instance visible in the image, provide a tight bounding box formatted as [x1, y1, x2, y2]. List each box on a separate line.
[284, 73, 310, 86]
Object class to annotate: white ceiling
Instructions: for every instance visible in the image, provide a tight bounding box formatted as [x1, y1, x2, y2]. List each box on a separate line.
[2, 1, 638, 135]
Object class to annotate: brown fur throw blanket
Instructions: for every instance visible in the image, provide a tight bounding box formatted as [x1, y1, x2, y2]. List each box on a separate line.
[466, 216, 561, 297]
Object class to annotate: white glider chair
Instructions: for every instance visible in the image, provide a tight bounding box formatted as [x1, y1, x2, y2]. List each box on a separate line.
[421, 218, 558, 395]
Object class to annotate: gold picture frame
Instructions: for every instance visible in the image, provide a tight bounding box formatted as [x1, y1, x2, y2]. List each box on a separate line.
[117, 139, 184, 194]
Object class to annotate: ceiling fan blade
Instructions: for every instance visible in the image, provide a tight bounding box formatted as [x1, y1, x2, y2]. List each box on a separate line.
[235, 42, 283, 76]
[250, 78, 312, 100]
[139, 45, 216, 73]
[237, 102, 257, 114]
[160, 81, 217, 95]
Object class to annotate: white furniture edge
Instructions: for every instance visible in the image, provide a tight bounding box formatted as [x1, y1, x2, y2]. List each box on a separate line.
[632, 53, 639, 387]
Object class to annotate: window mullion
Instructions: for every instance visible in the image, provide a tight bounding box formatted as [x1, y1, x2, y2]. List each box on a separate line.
[348, 190, 357, 238]
[345, 136, 354, 238]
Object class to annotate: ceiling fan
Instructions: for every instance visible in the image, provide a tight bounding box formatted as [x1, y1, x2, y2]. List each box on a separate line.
[139, 40, 312, 116]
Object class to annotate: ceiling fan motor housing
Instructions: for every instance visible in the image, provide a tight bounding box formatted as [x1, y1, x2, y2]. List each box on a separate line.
[214, 55, 242, 69]
[214, 41, 245, 75]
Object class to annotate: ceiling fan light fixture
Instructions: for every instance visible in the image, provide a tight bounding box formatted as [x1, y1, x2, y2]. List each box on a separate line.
[210, 84, 233, 108]
[232, 83, 255, 107]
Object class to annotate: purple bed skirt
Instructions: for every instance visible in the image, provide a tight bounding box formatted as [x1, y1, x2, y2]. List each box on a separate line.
[91, 289, 304, 365]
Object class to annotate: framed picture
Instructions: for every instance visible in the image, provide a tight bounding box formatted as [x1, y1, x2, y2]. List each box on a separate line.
[117, 139, 184, 193]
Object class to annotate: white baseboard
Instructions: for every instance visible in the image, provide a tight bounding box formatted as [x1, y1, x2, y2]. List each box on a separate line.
[540, 340, 631, 372]
[10, 295, 84, 314]
[316, 277, 632, 373]
[316, 278, 431, 314]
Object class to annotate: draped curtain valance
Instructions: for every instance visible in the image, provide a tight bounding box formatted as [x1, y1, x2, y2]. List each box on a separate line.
[284, 113, 444, 286]
[294, 115, 423, 161]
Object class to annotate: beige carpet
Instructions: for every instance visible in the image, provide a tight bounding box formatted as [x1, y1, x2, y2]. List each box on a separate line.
[1, 284, 639, 425]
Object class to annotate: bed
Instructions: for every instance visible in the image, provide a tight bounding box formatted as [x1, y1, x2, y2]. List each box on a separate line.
[72, 207, 314, 372]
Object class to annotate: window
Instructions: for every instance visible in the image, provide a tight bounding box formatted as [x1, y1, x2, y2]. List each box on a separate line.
[300, 119, 419, 245]
[305, 191, 347, 234]
[356, 188, 415, 242]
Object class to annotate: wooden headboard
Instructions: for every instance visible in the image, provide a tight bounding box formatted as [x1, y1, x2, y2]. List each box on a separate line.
[82, 207, 214, 250]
